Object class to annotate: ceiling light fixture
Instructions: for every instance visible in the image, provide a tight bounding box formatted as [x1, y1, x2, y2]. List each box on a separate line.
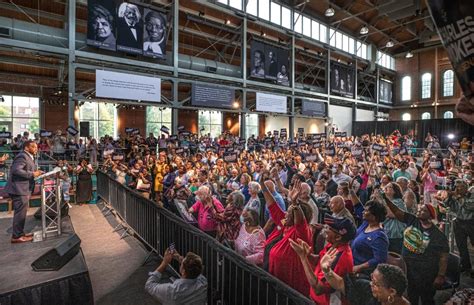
[359, 26, 369, 35]
[325, 7, 335, 17]
[385, 41, 394, 48]
[261, 31, 266, 37]
[225, 19, 231, 25]
[405, 51, 413, 58]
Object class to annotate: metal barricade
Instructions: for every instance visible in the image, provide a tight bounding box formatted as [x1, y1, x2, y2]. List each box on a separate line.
[96, 172, 314, 305]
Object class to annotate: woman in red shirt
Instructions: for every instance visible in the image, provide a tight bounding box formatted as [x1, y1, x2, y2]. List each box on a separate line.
[262, 180, 313, 296]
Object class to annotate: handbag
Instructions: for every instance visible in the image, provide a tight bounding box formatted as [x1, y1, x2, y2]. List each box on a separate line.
[137, 178, 151, 191]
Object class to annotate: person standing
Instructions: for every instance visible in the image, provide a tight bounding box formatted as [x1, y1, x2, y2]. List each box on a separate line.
[75, 158, 94, 205]
[6, 140, 43, 243]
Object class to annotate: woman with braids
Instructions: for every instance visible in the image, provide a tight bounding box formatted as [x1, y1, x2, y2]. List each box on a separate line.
[261, 179, 313, 296]
[318, 247, 409, 305]
[382, 191, 449, 305]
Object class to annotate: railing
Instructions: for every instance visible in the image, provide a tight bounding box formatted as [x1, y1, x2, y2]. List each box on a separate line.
[96, 171, 314, 305]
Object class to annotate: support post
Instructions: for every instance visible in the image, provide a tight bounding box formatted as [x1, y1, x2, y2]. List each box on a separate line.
[173, 0, 179, 78]
[68, 0, 76, 128]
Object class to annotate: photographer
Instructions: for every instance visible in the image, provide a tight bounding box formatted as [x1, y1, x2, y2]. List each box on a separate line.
[145, 248, 207, 304]
[444, 179, 474, 277]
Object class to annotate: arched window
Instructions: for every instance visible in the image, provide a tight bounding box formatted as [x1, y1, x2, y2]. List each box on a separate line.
[401, 76, 411, 101]
[443, 70, 454, 97]
[421, 112, 431, 120]
[443, 111, 454, 119]
[421, 73, 432, 99]
[402, 113, 411, 121]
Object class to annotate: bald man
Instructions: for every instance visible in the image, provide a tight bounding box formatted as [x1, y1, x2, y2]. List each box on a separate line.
[329, 195, 355, 225]
[297, 182, 319, 226]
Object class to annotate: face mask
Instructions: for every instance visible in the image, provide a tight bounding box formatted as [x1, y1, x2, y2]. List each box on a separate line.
[332, 168, 337, 174]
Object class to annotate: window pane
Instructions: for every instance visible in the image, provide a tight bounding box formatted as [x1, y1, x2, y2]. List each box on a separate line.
[162, 108, 172, 123]
[421, 112, 431, 120]
[335, 32, 342, 49]
[443, 70, 454, 97]
[402, 76, 411, 101]
[329, 29, 335, 47]
[294, 12, 302, 33]
[199, 112, 210, 126]
[348, 37, 354, 54]
[402, 113, 411, 121]
[98, 121, 114, 138]
[444, 111, 454, 119]
[80, 102, 97, 120]
[147, 106, 162, 122]
[211, 112, 222, 124]
[421, 73, 432, 99]
[217, 0, 227, 4]
[303, 16, 311, 37]
[14, 118, 39, 136]
[311, 20, 319, 40]
[259, 0, 269, 20]
[0, 95, 12, 118]
[281, 6, 291, 29]
[246, 0, 257, 16]
[319, 24, 327, 43]
[210, 125, 222, 138]
[229, 0, 242, 10]
[98, 103, 115, 122]
[361, 44, 367, 59]
[146, 123, 161, 136]
[270, 2, 281, 25]
[342, 35, 349, 52]
[13, 96, 39, 118]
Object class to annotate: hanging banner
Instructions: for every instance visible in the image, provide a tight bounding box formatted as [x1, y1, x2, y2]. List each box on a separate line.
[256, 92, 287, 113]
[96, 70, 161, 102]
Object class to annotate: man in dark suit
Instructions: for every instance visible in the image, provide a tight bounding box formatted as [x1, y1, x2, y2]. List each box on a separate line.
[116, 2, 143, 51]
[6, 140, 43, 243]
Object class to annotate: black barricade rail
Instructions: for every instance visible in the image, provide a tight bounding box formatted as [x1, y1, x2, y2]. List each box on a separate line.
[97, 172, 314, 305]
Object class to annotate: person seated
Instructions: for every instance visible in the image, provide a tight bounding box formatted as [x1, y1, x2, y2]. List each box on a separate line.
[234, 209, 266, 265]
[290, 214, 356, 305]
[351, 200, 389, 276]
[145, 248, 207, 305]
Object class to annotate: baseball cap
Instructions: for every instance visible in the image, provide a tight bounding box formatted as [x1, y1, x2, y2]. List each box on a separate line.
[324, 214, 356, 241]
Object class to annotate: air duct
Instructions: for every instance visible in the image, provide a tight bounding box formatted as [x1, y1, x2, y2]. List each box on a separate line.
[0, 16, 242, 78]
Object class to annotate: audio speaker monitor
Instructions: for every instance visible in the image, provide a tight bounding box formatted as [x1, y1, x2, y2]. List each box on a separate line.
[31, 234, 81, 271]
[80, 121, 90, 137]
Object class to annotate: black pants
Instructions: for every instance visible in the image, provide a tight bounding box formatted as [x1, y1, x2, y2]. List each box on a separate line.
[407, 282, 436, 305]
[406, 260, 436, 305]
[453, 218, 474, 270]
[388, 238, 403, 254]
[11, 194, 30, 239]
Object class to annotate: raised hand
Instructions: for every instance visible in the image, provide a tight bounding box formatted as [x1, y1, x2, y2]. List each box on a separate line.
[289, 238, 311, 258]
[320, 247, 338, 272]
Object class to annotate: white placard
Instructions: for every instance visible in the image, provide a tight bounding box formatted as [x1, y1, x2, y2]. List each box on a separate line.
[96, 70, 161, 102]
[256, 92, 287, 113]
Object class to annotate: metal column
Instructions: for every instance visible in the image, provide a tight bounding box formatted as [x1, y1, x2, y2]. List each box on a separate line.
[67, 0, 76, 128]
[240, 90, 247, 138]
[172, 81, 179, 134]
[289, 35, 296, 140]
[173, 0, 179, 78]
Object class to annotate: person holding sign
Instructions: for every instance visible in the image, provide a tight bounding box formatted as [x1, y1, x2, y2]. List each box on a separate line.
[6, 140, 43, 243]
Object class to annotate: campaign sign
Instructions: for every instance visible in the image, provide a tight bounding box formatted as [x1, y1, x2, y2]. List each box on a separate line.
[274, 130, 279, 136]
[181, 131, 190, 137]
[336, 142, 345, 148]
[160, 125, 170, 134]
[335, 132, 347, 137]
[131, 128, 140, 135]
[351, 146, 363, 157]
[290, 142, 298, 148]
[305, 154, 317, 162]
[40, 130, 53, 138]
[372, 144, 385, 152]
[112, 154, 124, 161]
[125, 127, 135, 133]
[325, 144, 335, 156]
[0, 131, 11, 139]
[224, 152, 238, 163]
[298, 128, 304, 134]
[175, 148, 184, 155]
[169, 135, 178, 141]
[178, 126, 185, 131]
[66, 126, 78, 136]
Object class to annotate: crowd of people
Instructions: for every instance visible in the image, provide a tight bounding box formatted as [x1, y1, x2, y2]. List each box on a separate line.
[3, 127, 473, 304]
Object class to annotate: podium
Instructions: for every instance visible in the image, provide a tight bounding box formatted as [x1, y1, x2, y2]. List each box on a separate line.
[36, 168, 62, 239]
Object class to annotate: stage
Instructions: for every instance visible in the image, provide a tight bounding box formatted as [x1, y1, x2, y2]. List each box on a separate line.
[0, 213, 93, 305]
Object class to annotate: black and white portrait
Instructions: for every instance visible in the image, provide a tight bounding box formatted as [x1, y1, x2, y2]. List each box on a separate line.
[265, 49, 278, 79]
[87, 1, 116, 51]
[277, 64, 289, 86]
[142, 9, 167, 58]
[251, 49, 265, 78]
[116, 2, 143, 54]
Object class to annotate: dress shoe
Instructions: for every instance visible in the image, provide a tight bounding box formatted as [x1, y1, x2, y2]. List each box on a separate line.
[11, 236, 33, 243]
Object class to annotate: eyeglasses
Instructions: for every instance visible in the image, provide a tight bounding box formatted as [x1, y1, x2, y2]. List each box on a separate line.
[370, 274, 383, 288]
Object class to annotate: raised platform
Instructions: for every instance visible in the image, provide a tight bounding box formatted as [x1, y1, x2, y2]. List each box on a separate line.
[0, 213, 93, 305]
